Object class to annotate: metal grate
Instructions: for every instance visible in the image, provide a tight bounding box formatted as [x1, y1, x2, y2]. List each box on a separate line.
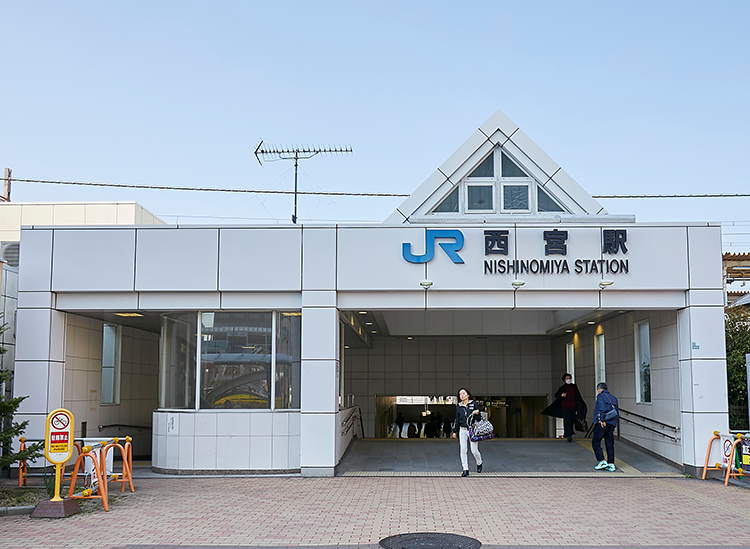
[380, 533, 481, 549]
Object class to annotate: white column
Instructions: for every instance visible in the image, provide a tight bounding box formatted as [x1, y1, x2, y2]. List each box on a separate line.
[299, 227, 340, 477]
[13, 229, 66, 463]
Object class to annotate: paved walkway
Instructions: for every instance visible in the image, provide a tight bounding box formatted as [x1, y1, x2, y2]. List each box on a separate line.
[3, 474, 750, 547]
[337, 438, 683, 476]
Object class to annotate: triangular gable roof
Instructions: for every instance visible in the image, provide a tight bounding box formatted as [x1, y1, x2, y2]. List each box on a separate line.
[385, 110, 615, 224]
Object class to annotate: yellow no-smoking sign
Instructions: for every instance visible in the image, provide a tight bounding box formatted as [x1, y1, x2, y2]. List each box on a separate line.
[45, 409, 74, 464]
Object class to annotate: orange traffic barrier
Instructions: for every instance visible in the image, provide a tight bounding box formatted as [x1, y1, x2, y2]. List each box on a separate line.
[67, 439, 113, 511]
[102, 436, 135, 493]
[17, 438, 28, 487]
[702, 430, 744, 486]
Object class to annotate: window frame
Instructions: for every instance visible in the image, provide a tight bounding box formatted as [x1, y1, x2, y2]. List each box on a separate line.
[634, 320, 652, 404]
[465, 183, 496, 213]
[500, 182, 532, 213]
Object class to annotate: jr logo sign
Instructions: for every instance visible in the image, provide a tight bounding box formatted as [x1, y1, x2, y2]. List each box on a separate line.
[402, 229, 465, 264]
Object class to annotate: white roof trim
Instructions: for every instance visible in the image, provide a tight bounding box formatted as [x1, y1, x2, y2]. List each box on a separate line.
[384, 110, 608, 224]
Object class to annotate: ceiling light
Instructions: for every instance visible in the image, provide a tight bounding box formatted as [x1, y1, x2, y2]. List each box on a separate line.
[407, 337, 413, 340]
[114, 312, 143, 317]
[588, 321, 596, 325]
[365, 322, 373, 325]
[371, 330, 378, 334]
[566, 329, 573, 333]
[359, 311, 367, 315]
[344, 345, 350, 349]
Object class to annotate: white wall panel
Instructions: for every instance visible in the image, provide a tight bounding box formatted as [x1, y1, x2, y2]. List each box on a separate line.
[687, 290, 724, 307]
[601, 291, 686, 309]
[301, 308, 339, 361]
[683, 306, 726, 360]
[685, 360, 728, 413]
[135, 228, 218, 291]
[337, 291, 425, 309]
[15, 362, 50, 413]
[52, 229, 136, 291]
[18, 229, 53, 291]
[17, 292, 53, 309]
[302, 227, 336, 290]
[221, 292, 301, 309]
[56, 292, 139, 311]
[300, 413, 337, 468]
[515, 291, 599, 309]
[682, 412, 729, 467]
[605, 227, 688, 290]
[301, 291, 336, 308]
[15, 309, 51, 361]
[301, 361, 338, 413]
[219, 228, 301, 291]
[687, 226, 723, 289]
[337, 227, 428, 290]
[138, 292, 220, 310]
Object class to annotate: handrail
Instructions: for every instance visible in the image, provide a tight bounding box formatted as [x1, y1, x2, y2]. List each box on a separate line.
[618, 415, 680, 442]
[341, 406, 362, 436]
[98, 423, 152, 431]
[619, 409, 680, 431]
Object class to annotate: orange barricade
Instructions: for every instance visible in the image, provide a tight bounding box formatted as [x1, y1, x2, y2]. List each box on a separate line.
[17, 437, 28, 487]
[702, 431, 744, 486]
[102, 436, 135, 493]
[67, 440, 112, 511]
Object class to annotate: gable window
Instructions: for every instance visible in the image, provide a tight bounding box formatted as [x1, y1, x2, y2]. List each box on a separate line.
[538, 187, 565, 212]
[502, 185, 529, 211]
[501, 152, 528, 177]
[468, 154, 494, 178]
[433, 187, 459, 213]
[467, 185, 494, 211]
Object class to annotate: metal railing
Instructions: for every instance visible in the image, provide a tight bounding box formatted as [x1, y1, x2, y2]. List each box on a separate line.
[341, 405, 363, 437]
[98, 424, 152, 432]
[619, 408, 680, 442]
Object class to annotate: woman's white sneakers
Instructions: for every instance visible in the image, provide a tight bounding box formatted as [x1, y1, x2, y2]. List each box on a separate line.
[595, 460, 617, 472]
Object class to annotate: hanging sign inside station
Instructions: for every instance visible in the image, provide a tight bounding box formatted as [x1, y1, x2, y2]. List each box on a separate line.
[402, 228, 630, 276]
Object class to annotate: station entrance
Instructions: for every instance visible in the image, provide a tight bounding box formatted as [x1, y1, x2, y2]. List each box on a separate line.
[374, 395, 547, 439]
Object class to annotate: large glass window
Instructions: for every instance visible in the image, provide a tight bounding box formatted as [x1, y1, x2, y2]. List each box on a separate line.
[467, 185, 493, 211]
[160, 313, 197, 409]
[275, 313, 301, 409]
[200, 312, 273, 409]
[635, 321, 651, 403]
[594, 333, 606, 386]
[501, 152, 528, 177]
[566, 341, 575, 380]
[101, 324, 121, 405]
[468, 154, 494, 178]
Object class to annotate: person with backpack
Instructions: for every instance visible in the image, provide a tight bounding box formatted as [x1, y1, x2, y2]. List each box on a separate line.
[592, 382, 619, 472]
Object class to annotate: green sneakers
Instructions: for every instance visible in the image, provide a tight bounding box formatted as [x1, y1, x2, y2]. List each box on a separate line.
[595, 460, 608, 470]
[606, 463, 616, 472]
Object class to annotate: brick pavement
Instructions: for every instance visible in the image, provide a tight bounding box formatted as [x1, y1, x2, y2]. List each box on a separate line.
[1, 476, 749, 548]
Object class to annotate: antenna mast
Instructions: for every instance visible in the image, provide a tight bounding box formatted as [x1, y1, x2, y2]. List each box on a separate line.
[254, 142, 352, 223]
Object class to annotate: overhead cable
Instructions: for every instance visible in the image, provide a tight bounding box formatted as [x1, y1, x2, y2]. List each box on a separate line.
[8, 178, 410, 198]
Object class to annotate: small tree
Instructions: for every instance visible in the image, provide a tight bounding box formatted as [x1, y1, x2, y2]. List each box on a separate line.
[726, 306, 750, 430]
[0, 322, 44, 469]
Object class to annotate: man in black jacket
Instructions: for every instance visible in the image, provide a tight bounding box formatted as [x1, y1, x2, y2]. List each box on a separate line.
[542, 373, 587, 442]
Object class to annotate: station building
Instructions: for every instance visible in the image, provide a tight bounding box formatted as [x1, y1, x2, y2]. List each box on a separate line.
[12, 110, 729, 476]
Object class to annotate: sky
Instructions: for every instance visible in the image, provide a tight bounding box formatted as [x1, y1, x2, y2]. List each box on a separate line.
[2, 1, 749, 250]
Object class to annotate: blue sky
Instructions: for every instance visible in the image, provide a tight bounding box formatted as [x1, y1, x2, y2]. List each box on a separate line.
[2, 1, 749, 249]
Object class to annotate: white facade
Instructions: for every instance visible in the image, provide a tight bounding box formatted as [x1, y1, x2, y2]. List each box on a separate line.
[11, 111, 729, 476]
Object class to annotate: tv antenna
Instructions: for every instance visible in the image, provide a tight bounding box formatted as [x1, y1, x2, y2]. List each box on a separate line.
[254, 141, 352, 223]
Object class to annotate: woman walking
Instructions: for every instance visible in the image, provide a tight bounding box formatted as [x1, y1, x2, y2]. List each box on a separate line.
[451, 387, 483, 477]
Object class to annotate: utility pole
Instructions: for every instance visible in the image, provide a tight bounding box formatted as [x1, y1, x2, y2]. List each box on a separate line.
[2, 168, 10, 202]
[254, 143, 352, 224]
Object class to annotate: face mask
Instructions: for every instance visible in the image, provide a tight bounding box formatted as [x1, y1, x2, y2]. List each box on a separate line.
[565, 379, 572, 384]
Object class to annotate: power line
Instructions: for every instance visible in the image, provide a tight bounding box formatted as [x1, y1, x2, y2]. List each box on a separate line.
[8, 177, 410, 198]
[594, 193, 750, 199]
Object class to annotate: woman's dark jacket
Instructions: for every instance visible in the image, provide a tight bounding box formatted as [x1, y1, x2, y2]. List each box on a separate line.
[541, 383, 587, 421]
[453, 400, 481, 434]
